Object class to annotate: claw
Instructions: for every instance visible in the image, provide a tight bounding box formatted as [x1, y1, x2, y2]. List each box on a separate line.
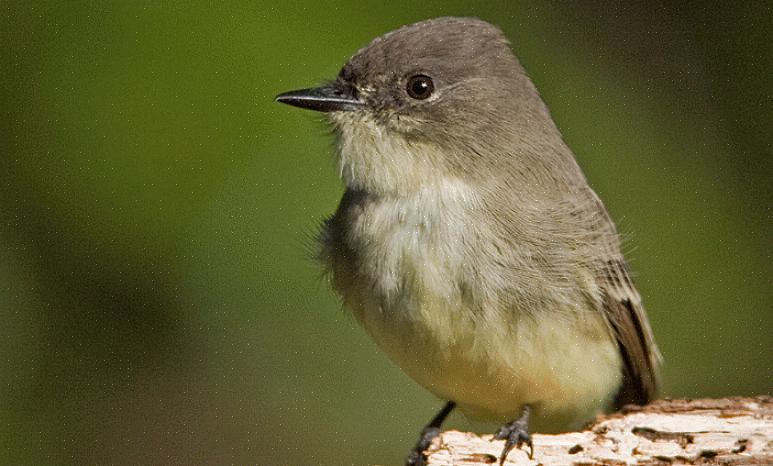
[405, 426, 441, 466]
[492, 405, 533, 465]
[405, 402, 456, 466]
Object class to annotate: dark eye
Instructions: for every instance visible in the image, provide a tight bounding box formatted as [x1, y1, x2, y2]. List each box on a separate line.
[406, 75, 434, 100]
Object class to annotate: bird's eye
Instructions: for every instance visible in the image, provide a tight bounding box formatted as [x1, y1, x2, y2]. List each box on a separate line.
[406, 75, 434, 100]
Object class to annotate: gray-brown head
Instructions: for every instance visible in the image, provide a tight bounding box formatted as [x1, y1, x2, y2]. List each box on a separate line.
[276, 17, 573, 195]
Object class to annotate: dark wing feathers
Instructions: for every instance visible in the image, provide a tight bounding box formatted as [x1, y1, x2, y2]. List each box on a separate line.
[599, 259, 661, 408]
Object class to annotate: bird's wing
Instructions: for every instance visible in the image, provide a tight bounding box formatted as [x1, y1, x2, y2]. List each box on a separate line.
[598, 258, 661, 408]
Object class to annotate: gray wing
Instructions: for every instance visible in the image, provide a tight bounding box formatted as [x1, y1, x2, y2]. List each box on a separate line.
[599, 258, 661, 408]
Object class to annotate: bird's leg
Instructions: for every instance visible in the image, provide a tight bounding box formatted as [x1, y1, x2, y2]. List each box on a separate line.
[405, 401, 456, 466]
[492, 405, 533, 465]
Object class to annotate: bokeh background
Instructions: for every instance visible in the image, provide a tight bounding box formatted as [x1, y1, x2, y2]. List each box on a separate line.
[2, 2, 771, 465]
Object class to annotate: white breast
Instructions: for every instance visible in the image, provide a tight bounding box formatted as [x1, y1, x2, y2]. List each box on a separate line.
[348, 178, 478, 314]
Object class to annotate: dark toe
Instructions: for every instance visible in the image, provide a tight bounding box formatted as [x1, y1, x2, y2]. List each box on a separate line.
[405, 450, 425, 466]
[405, 426, 441, 466]
[494, 421, 532, 465]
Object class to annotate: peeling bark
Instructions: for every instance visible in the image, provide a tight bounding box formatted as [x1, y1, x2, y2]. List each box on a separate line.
[422, 396, 772, 465]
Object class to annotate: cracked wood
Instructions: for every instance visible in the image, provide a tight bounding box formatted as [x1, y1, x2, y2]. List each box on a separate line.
[421, 396, 772, 465]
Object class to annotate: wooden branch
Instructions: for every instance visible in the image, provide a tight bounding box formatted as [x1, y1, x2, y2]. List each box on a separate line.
[423, 396, 772, 465]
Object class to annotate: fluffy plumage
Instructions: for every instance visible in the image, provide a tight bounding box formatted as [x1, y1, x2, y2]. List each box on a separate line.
[317, 17, 660, 431]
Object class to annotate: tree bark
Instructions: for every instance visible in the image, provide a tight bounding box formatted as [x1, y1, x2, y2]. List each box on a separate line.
[423, 396, 772, 465]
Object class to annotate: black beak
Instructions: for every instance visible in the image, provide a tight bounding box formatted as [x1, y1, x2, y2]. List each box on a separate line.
[275, 84, 363, 113]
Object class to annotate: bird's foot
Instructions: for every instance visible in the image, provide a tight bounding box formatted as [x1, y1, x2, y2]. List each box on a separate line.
[405, 401, 455, 466]
[405, 426, 441, 466]
[492, 405, 533, 465]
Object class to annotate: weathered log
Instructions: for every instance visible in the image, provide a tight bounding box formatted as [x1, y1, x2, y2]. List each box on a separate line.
[423, 396, 772, 465]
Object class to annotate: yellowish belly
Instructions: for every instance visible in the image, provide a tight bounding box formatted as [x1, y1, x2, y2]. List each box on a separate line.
[353, 292, 623, 431]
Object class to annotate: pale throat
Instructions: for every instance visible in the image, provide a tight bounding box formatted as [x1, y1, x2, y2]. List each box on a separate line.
[333, 115, 457, 196]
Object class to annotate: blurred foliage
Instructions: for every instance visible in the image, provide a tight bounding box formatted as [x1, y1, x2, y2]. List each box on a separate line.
[1, 2, 771, 465]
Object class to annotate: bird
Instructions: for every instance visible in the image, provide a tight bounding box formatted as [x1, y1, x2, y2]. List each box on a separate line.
[275, 16, 661, 466]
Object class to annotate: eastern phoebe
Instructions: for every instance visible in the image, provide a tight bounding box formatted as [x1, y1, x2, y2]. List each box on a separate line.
[276, 17, 660, 466]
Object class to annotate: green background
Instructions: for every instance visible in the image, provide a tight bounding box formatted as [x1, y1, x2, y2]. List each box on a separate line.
[2, 2, 770, 465]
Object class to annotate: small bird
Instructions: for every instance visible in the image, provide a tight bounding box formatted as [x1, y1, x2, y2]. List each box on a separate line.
[276, 17, 660, 466]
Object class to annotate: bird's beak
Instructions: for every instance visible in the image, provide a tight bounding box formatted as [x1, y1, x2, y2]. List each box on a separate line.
[275, 83, 364, 113]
